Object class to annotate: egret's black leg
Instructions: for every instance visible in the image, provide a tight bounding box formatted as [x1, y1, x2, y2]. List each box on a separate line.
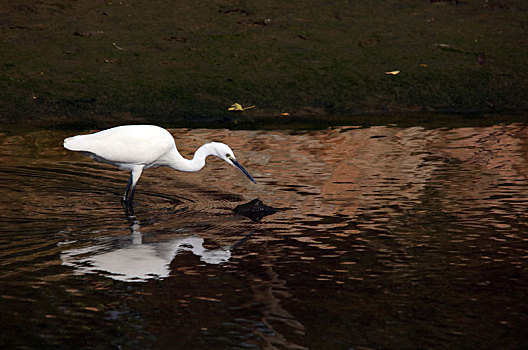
[122, 198, 135, 217]
[121, 166, 143, 210]
[122, 173, 136, 216]
[128, 186, 137, 203]
[122, 172, 133, 203]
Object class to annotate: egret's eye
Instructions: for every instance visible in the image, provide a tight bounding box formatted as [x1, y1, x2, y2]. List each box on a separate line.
[226, 153, 232, 159]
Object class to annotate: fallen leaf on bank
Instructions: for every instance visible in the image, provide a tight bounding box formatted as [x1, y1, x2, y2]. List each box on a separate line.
[112, 42, 125, 50]
[281, 112, 290, 116]
[228, 103, 243, 111]
[103, 58, 120, 64]
[385, 70, 400, 75]
[228, 103, 255, 112]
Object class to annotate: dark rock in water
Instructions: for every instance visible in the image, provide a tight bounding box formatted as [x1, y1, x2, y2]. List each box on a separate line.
[233, 198, 278, 222]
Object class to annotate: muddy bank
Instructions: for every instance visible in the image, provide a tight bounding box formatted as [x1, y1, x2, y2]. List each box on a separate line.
[1, 0, 527, 128]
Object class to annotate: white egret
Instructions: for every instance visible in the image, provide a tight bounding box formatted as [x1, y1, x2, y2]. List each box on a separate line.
[63, 125, 256, 205]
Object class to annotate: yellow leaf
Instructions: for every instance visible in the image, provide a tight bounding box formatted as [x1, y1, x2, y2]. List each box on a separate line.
[228, 103, 243, 111]
[228, 103, 255, 112]
[385, 70, 400, 75]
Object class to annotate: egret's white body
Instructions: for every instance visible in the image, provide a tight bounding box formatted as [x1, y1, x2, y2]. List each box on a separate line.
[64, 125, 255, 205]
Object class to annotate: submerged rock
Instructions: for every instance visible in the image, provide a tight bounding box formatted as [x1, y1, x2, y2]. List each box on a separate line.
[233, 198, 278, 222]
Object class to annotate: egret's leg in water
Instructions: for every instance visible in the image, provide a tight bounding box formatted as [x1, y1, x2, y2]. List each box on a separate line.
[128, 186, 137, 203]
[122, 166, 143, 205]
[122, 195, 135, 217]
[122, 173, 134, 203]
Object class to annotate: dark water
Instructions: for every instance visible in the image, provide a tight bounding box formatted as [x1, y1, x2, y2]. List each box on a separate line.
[1, 125, 527, 349]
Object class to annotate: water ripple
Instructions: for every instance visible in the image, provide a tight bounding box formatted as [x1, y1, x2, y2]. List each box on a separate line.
[0, 125, 527, 349]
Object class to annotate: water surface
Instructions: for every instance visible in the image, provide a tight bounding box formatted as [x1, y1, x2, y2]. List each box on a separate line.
[0, 124, 527, 349]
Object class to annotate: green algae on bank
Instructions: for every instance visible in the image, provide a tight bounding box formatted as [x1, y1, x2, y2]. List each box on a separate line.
[1, 0, 527, 126]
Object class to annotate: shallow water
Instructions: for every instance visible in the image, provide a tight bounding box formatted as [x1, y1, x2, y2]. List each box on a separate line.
[0, 124, 527, 349]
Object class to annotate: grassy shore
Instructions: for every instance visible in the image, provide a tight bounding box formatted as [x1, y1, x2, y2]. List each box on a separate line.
[1, 0, 527, 128]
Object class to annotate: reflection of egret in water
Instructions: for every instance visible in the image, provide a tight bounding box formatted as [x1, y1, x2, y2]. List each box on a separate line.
[61, 215, 252, 282]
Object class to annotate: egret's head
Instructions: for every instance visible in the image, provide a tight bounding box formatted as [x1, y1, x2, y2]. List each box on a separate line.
[210, 142, 256, 184]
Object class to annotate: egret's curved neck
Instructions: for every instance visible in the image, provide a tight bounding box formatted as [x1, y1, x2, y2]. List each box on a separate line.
[168, 143, 213, 172]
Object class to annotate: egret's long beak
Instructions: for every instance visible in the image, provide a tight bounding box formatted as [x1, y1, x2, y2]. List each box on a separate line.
[231, 159, 256, 184]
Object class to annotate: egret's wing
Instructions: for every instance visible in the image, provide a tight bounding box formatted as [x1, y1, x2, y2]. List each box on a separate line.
[64, 125, 175, 165]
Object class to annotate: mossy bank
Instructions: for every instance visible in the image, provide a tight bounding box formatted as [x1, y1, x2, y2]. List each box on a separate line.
[1, 0, 527, 128]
